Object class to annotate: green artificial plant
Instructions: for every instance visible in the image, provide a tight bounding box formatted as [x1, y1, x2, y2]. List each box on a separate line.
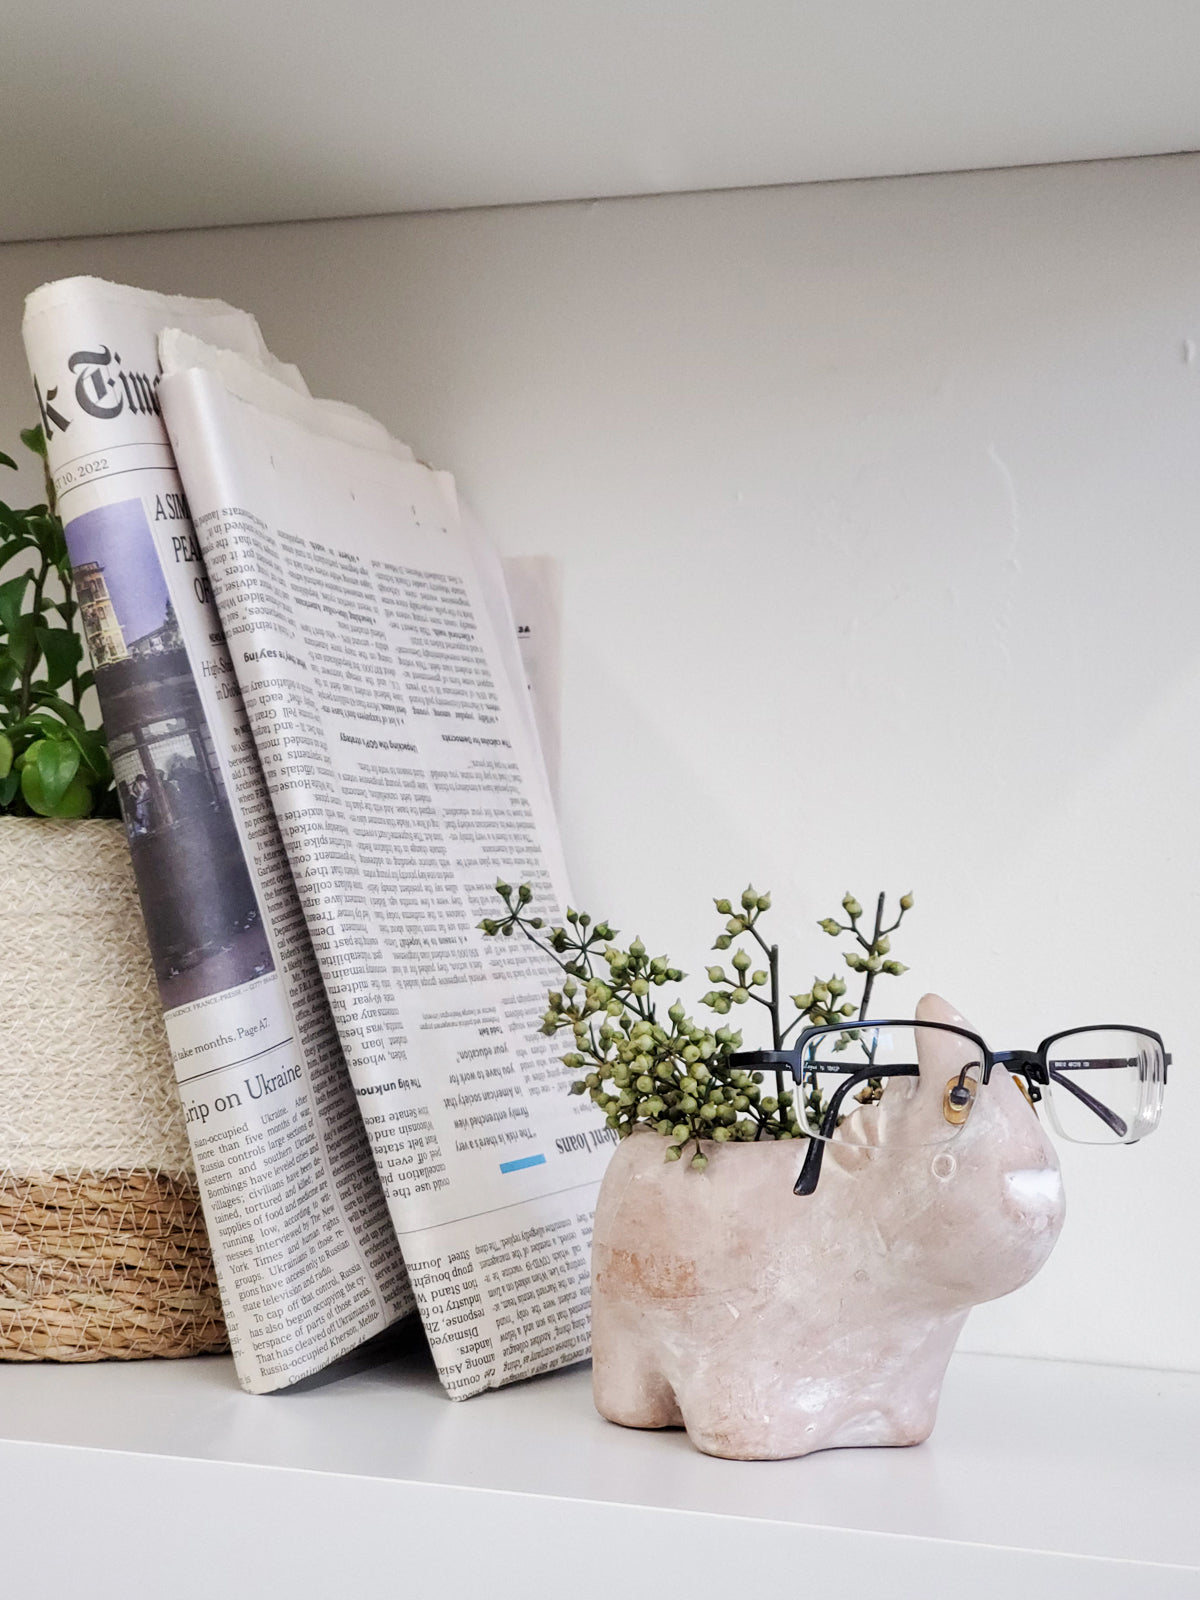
[481, 882, 913, 1169]
[0, 427, 116, 818]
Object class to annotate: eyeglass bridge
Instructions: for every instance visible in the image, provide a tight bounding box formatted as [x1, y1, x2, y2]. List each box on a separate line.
[990, 1049, 1045, 1105]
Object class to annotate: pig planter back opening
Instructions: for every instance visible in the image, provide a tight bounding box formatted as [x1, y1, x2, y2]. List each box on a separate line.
[590, 994, 1065, 1460]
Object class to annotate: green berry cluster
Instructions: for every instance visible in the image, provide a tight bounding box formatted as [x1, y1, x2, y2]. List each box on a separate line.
[480, 881, 913, 1166]
[821, 889, 913, 979]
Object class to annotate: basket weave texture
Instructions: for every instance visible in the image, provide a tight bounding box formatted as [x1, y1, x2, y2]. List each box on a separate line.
[0, 1170, 227, 1360]
[0, 818, 227, 1360]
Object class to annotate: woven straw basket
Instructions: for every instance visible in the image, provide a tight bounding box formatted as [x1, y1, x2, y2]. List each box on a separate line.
[0, 817, 227, 1360]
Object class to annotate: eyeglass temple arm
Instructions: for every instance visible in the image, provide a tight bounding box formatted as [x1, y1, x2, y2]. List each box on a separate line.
[992, 1050, 1129, 1139]
[1046, 1067, 1128, 1139]
[728, 1050, 827, 1197]
[793, 1065, 918, 1197]
[793, 1131, 826, 1197]
[728, 1049, 888, 1197]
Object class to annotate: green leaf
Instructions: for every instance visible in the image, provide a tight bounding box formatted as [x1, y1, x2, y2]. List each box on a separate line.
[19, 427, 46, 460]
[24, 736, 81, 810]
[18, 757, 44, 811]
[67, 724, 111, 781]
[26, 766, 93, 818]
[0, 573, 30, 633]
[28, 514, 66, 565]
[34, 627, 82, 690]
[28, 692, 86, 730]
[24, 708, 69, 731]
[55, 773, 94, 817]
[0, 509, 25, 544]
[0, 770, 19, 807]
[0, 732, 11, 779]
[6, 614, 37, 670]
[0, 451, 16, 472]
[0, 535, 39, 572]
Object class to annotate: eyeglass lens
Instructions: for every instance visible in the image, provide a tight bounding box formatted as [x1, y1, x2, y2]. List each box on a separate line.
[1041, 1028, 1166, 1145]
[798, 1023, 986, 1150]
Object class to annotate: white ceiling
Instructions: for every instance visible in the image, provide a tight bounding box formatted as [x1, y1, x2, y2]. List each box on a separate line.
[4, 1, 1199, 243]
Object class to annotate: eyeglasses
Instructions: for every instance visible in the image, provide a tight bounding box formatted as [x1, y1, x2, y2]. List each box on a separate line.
[731, 1020, 1170, 1198]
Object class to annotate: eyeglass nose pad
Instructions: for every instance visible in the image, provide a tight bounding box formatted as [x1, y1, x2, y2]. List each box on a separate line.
[942, 1075, 976, 1126]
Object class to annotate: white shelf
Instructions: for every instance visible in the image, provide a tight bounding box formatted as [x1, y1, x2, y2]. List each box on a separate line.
[1, 1345, 1197, 1598]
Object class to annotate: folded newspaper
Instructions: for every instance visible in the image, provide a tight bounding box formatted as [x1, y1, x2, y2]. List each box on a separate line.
[22, 278, 612, 1394]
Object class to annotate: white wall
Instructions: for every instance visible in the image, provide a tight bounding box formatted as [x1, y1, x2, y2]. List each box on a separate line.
[1, 152, 1196, 1371]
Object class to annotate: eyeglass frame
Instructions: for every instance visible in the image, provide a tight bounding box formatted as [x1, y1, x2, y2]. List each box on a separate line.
[729, 1019, 1171, 1199]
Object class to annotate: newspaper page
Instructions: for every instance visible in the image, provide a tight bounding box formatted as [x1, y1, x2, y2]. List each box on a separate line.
[159, 335, 613, 1396]
[22, 279, 413, 1393]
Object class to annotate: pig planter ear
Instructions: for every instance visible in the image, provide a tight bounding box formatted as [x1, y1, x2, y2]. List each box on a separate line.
[590, 993, 1065, 1461]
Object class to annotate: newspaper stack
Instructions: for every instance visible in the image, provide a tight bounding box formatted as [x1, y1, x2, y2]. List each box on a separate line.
[22, 279, 612, 1395]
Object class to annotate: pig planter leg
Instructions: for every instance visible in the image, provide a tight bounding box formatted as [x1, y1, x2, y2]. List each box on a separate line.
[590, 994, 1066, 1461]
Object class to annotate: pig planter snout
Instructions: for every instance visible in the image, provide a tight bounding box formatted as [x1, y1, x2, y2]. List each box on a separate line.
[590, 994, 1065, 1461]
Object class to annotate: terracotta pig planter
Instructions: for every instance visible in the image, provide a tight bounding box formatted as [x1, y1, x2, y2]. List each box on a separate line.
[590, 994, 1065, 1460]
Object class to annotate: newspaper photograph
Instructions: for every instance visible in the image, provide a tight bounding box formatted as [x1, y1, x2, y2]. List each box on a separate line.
[66, 496, 274, 1003]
